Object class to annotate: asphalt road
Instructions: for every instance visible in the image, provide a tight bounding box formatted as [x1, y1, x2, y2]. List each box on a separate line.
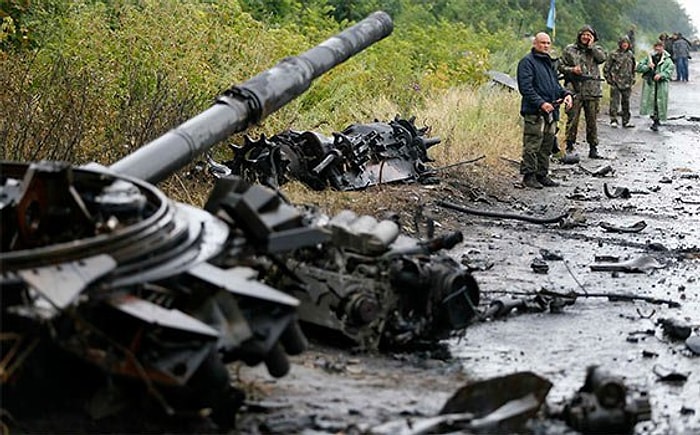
[237, 58, 700, 434]
[450, 56, 700, 434]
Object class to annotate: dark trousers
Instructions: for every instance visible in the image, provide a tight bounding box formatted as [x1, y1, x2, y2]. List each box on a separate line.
[676, 57, 689, 81]
[520, 114, 556, 176]
[609, 87, 632, 124]
[565, 98, 599, 146]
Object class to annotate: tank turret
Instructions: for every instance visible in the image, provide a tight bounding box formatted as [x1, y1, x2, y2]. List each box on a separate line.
[0, 12, 392, 431]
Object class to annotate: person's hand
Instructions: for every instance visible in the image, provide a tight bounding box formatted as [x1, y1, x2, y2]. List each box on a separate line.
[572, 65, 583, 75]
[649, 62, 655, 69]
[541, 102, 554, 113]
[654, 73, 661, 81]
[563, 94, 573, 110]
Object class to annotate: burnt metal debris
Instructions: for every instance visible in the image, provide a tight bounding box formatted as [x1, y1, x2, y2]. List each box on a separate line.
[261, 209, 481, 350]
[437, 199, 569, 225]
[599, 220, 647, 233]
[370, 371, 552, 434]
[370, 367, 655, 435]
[562, 366, 651, 434]
[217, 116, 441, 191]
[0, 11, 393, 429]
[486, 70, 518, 91]
[589, 255, 666, 273]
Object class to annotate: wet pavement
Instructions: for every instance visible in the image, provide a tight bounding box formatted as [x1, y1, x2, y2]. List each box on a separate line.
[451, 58, 700, 434]
[452, 60, 700, 433]
[237, 59, 700, 434]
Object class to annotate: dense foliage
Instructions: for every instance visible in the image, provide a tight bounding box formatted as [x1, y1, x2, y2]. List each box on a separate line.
[0, 0, 695, 170]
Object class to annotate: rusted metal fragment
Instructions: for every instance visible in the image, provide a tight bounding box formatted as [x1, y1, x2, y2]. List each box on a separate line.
[580, 163, 614, 177]
[531, 257, 550, 273]
[370, 372, 551, 435]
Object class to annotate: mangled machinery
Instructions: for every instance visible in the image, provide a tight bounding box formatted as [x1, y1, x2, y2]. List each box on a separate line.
[0, 12, 393, 429]
[264, 209, 480, 350]
[219, 116, 441, 190]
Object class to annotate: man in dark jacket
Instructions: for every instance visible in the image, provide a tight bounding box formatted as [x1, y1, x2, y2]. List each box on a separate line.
[672, 33, 691, 81]
[517, 32, 573, 189]
[559, 25, 607, 158]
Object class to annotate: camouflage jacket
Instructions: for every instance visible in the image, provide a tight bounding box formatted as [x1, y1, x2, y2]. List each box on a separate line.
[558, 41, 607, 98]
[604, 49, 636, 89]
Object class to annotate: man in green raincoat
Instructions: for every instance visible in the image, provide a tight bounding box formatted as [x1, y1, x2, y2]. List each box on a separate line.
[636, 40, 674, 131]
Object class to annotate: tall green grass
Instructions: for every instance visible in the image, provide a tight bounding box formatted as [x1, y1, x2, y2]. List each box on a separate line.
[0, 1, 542, 207]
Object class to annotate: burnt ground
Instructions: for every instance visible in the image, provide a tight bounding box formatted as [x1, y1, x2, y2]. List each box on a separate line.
[234, 60, 700, 434]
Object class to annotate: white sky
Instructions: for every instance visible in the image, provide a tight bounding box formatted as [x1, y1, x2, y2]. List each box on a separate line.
[678, 0, 700, 36]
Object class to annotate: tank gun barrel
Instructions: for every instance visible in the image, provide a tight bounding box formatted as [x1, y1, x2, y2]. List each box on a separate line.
[110, 11, 393, 184]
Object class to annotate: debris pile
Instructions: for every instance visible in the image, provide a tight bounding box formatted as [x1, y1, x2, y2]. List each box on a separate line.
[262, 209, 481, 350]
[218, 116, 441, 191]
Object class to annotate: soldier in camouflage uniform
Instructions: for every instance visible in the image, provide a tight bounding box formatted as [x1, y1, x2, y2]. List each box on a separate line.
[559, 25, 607, 158]
[604, 36, 636, 128]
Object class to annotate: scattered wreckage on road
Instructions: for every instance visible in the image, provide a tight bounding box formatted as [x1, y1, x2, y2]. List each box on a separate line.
[0, 12, 399, 430]
[0, 11, 483, 431]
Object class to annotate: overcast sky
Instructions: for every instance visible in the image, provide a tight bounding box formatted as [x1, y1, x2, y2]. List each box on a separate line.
[678, 0, 700, 36]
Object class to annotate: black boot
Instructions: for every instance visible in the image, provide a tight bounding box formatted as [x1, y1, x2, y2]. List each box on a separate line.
[565, 140, 575, 152]
[522, 174, 544, 189]
[651, 119, 660, 131]
[588, 145, 604, 159]
[537, 174, 560, 187]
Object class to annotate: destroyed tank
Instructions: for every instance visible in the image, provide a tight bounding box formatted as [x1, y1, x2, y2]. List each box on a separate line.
[0, 12, 393, 431]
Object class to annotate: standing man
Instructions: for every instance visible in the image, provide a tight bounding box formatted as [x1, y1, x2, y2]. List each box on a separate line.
[517, 32, 573, 189]
[559, 25, 607, 158]
[636, 40, 674, 131]
[604, 36, 636, 128]
[672, 33, 691, 82]
[626, 25, 636, 53]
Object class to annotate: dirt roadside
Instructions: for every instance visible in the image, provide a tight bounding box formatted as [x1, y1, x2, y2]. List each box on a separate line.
[235, 59, 700, 434]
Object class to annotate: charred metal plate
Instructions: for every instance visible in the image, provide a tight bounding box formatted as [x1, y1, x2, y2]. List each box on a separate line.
[188, 263, 299, 306]
[18, 254, 117, 310]
[487, 70, 518, 91]
[108, 202, 229, 287]
[108, 294, 219, 337]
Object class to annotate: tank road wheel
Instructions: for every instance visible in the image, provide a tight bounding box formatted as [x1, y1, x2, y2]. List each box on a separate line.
[263, 343, 291, 378]
[280, 320, 307, 356]
[186, 351, 243, 430]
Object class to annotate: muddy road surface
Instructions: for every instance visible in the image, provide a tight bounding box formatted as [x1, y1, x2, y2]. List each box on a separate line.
[236, 59, 700, 434]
